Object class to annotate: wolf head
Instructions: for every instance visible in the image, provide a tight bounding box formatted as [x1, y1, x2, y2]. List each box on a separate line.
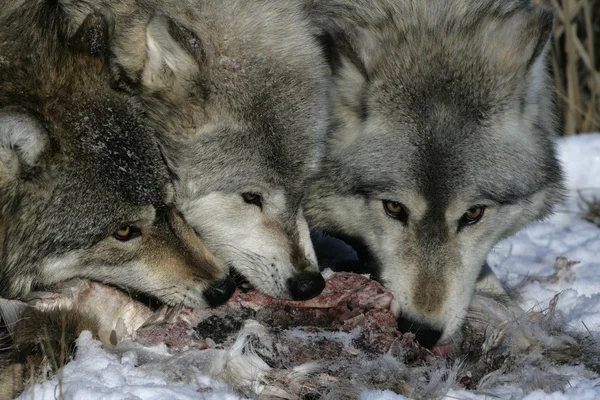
[305, 0, 565, 346]
[94, 0, 330, 299]
[0, 3, 235, 307]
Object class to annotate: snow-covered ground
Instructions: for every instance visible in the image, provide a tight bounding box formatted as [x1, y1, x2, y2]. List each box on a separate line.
[18, 134, 600, 400]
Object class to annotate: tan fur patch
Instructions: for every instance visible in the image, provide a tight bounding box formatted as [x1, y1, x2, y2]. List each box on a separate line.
[413, 269, 447, 316]
[165, 211, 224, 281]
[0, 362, 24, 400]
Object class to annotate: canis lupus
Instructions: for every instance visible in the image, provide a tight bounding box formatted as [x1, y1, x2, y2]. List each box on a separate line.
[0, 2, 236, 309]
[305, 0, 565, 348]
[52, 0, 330, 299]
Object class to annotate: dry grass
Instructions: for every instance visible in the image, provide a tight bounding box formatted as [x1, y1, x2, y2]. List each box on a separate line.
[537, 0, 600, 134]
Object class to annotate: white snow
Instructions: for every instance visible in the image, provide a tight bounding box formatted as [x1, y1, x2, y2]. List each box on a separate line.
[21, 332, 246, 400]
[17, 134, 600, 399]
[488, 134, 600, 334]
[360, 391, 410, 400]
[444, 374, 600, 400]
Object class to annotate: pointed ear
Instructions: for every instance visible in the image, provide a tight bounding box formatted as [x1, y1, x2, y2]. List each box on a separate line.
[314, 28, 372, 140]
[307, 0, 385, 78]
[482, 6, 554, 74]
[67, 11, 112, 57]
[316, 26, 380, 80]
[0, 110, 49, 187]
[142, 15, 204, 92]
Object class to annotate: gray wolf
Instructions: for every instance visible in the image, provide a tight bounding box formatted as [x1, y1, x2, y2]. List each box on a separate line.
[55, 0, 331, 299]
[304, 0, 565, 348]
[0, 2, 236, 309]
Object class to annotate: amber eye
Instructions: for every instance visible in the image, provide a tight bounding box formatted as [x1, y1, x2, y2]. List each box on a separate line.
[242, 192, 263, 208]
[113, 224, 141, 241]
[460, 206, 485, 226]
[383, 200, 409, 224]
[385, 201, 402, 215]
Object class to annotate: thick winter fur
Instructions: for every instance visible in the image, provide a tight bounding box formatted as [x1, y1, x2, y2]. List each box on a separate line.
[305, 0, 566, 345]
[51, 0, 331, 299]
[0, 1, 232, 308]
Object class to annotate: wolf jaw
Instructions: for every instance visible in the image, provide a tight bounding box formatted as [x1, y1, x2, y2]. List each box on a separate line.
[60, 0, 332, 299]
[0, 5, 235, 309]
[305, 0, 565, 347]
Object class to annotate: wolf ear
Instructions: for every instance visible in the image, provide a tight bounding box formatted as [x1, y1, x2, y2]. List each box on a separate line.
[0, 110, 49, 186]
[142, 15, 204, 92]
[317, 26, 380, 80]
[315, 28, 373, 140]
[67, 11, 112, 57]
[483, 6, 554, 74]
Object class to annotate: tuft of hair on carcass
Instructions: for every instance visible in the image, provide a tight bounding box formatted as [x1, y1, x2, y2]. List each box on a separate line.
[0, 308, 99, 400]
[578, 189, 600, 228]
[454, 292, 600, 393]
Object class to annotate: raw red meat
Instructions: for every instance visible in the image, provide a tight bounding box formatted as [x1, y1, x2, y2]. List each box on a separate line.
[134, 273, 434, 362]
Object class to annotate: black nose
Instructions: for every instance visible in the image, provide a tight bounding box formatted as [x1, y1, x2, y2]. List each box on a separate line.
[288, 272, 326, 300]
[397, 316, 442, 348]
[203, 276, 236, 307]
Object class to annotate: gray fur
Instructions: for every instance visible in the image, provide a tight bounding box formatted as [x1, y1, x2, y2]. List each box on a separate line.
[305, 0, 566, 344]
[54, 0, 331, 298]
[0, 1, 228, 307]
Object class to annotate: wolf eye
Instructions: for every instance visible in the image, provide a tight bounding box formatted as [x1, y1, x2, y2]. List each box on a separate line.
[242, 192, 263, 208]
[460, 206, 485, 226]
[113, 224, 141, 241]
[383, 200, 409, 224]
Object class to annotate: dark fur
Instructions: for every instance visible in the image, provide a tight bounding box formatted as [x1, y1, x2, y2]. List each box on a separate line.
[0, 1, 227, 302]
[0, 2, 162, 295]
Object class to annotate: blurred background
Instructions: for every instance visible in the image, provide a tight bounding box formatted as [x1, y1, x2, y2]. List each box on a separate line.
[537, 0, 600, 135]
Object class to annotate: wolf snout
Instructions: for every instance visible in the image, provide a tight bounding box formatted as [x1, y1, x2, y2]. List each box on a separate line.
[287, 271, 326, 300]
[397, 316, 442, 348]
[202, 276, 236, 307]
